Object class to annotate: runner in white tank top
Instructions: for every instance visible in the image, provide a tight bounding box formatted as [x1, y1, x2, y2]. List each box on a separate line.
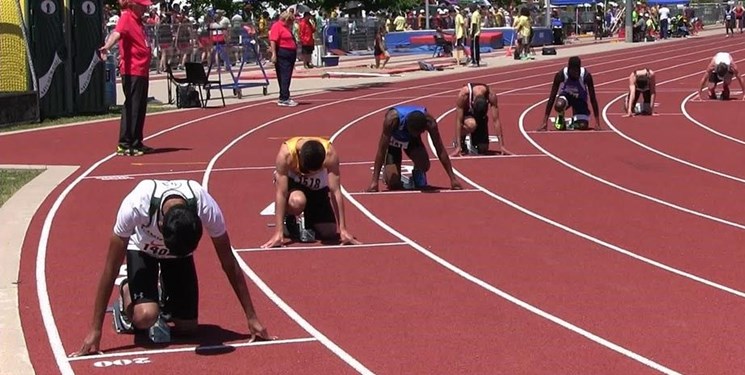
[696, 52, 745, 100]
[70, 179, 273, 357]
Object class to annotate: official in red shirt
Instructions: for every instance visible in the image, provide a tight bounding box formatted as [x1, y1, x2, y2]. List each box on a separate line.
[99, 0, 153, 156]
[298, 12, 316, 69]
[269, 11, 298, 106]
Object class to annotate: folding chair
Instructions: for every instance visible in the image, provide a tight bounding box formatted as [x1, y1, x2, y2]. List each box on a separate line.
[164, 65, 191, 107]
[184, 62, 226, 108]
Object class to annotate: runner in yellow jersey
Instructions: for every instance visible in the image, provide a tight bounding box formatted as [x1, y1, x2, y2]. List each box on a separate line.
[262, 137, 361, 248]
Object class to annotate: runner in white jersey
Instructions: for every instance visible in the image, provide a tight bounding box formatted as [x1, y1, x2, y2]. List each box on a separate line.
[262, 137, 361, 248]
[696, 52, 745, 100]
[70, 179, 273, 357]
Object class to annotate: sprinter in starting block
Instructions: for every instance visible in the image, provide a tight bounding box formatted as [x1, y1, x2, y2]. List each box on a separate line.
[69, 180, 273, 357]
[262, 137, 360, 248]
[623, 68, 657, 116]
[538, 56, 602, 131]
[367, 105, 462, 191]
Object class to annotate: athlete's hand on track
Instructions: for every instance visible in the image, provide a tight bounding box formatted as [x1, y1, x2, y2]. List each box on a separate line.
[621, 113, 633, 118]
[261, 233, 285, 248]
[536, 123, 548, 132]
[68, 330, 103, 357]
[366, 181, 379, 192]
[340, 230, 361, 245]
[449, 147, 463, 157]
[450, 179, 463, 190]
[247, 317, 277, 342]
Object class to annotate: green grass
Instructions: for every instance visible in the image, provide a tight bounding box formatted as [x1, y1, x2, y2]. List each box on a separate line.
[0, 169, 44, 208]
[0, 103, 173, 133]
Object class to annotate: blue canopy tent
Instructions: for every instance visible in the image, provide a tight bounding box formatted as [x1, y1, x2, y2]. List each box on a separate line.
[645, 0, 689, 5]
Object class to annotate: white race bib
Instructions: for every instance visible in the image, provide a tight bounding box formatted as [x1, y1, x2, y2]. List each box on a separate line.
[389, 138, 409, 148]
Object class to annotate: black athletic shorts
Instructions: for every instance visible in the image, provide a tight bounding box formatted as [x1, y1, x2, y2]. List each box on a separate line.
[301, 45, 314, 55]
[385, 136, 425, 169]
[126, 250, 199, 320]
[708, 72, 732, 84]
[464, 111, 489, 148]
[288, 178, 336, 227]
[626, 90, 652, 114]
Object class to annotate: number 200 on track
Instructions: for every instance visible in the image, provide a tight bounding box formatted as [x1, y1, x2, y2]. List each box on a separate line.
[93, 357, 150, 368]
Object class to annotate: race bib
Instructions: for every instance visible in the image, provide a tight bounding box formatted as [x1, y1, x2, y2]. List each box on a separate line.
[389, 138, 409, 148]
[142, 242, 171, 257]
[727, 14, 733, 20]
[294, 174, 323, 190]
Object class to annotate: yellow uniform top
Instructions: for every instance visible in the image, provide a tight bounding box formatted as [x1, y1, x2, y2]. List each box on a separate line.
[285, 137, 331, 181]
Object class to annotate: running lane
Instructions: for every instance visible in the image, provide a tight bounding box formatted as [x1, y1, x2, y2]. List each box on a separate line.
[14, 34, 725, 374]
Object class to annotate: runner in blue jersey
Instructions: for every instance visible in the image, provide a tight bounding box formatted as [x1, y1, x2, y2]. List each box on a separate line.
[538, 56, 602, 131]
[367, 105, 462, 192]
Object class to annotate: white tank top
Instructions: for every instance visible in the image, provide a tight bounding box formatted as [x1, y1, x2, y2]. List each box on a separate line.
[714, 52, 732, 66]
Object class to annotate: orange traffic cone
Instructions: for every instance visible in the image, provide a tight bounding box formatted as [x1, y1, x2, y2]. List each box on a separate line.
[505, 36, 515, 57]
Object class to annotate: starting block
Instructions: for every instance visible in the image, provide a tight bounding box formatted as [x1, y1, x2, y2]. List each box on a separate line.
[112, 298, 134, 334]
[284, 215, 316, 243]
[452, 135, 502, 155]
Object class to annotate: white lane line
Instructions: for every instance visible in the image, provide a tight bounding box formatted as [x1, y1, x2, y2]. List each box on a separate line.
[37, 38, 719, 375]
[680, 90, 745, 146]
[67, 337, 317, 362]
[603, 69, 745, 185]
[324, 97, 683, 374]
[349, 189, 480, 196]
[40, 100, 289, 374]
[235, 242, 407, 253]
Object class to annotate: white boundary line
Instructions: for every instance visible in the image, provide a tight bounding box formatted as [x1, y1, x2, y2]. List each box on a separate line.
[67, 337, 317, 362]
[34, 36, 721, 374]
[83, 155, 548, 181]
[36, 47, 632, 374]
[516, 57, 745, 233]
[349, 188, 480, 196]
[322, 86, 683, 375]
[680, 90, 745, 146]
[235, 242, 407, 253]
[195, 37, 739, 374]
[38, 100, 291, 375]
[603, 68, 745, 185]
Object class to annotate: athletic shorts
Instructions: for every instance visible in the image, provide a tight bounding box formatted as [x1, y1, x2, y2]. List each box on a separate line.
[385, 136, 425, 168]
[455, 37, 466, 47]
[626, 90, 652, 114]
[557, 93, 590, 117]
[708, 72, 732, 85]
[126, 250, 199, 320]
[464, 112, 489, 150]
[287, 178, 336, 227]
[301, 45, 314, 55]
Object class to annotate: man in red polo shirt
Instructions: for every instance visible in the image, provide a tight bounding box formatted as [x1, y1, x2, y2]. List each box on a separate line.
[99, 0, 154, 156]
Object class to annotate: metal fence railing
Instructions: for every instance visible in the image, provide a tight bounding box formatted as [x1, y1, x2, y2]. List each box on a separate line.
[103, 5, 724, 74]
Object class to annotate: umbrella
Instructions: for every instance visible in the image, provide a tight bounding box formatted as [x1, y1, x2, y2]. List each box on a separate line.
[289, 3, 312, 14]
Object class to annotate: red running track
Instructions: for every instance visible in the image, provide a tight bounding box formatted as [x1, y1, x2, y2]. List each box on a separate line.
[6, 34, 745, 374]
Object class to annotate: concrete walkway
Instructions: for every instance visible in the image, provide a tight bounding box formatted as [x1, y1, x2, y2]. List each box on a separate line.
[0, 26, 725, 374]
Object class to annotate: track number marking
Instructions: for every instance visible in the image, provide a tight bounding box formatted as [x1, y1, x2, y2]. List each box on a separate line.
[93, 357, 151, 368]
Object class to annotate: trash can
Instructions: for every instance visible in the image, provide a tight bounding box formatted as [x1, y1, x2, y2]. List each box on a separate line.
[104, 54, 116, 108]
[30, 0, 68, 119]
[71, 0, 106, 114]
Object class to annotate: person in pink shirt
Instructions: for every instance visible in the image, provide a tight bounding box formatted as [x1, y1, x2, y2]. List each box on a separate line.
[99, 0, 154, 156]
[269, 11, 298, 106]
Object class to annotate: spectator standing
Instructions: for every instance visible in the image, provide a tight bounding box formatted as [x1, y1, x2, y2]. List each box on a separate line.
[99, 0, 153, 156]
[299, 12, 316, 69]
[470, 5, 482, 67]
[658, 5, 670, 39]
[270, 11, 298, 107]
[454, 8, 466, 65]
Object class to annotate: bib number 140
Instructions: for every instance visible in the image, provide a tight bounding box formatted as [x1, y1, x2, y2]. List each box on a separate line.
[143, 243, 169, 256]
